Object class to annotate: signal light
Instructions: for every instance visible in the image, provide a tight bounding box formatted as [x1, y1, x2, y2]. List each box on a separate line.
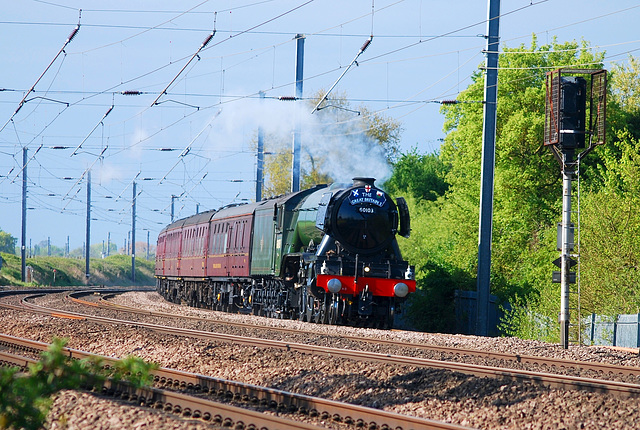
[558, 76, 587, 150]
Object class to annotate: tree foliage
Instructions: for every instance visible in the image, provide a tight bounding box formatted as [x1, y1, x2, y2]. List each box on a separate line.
[0, 229, 17, 254]
[579, 123, 640, 315]
[388, 37, 640, 339]
[0, 338, 157, 430]
[384, 148, 449, 201]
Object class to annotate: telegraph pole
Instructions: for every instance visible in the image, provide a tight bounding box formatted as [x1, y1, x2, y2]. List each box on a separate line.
[291, 34, 305, 193]
[21, 147, 27, 282]
[476, 0, 501, 336]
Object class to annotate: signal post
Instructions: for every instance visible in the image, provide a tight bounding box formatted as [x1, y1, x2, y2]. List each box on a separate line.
[544, 69, 607, 348]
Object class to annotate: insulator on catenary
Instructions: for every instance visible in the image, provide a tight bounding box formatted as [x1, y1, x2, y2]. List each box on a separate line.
[440, 100, 458, 104]
[67, 26, 80, 43]
[360, 37, 372, 52]
[278, 96, 297, 101]
[201, 31, 215, 48]
[121, 90, 142, 96]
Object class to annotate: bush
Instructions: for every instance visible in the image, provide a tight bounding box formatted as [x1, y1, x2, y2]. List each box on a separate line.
[405, 261, 476, 333]
[0, 338, 158, 430]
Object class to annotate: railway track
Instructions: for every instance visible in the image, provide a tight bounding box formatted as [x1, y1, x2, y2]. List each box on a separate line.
[0, 333, 472, 430]
[4, 289, 640, 399]
[73, 290, 640, 382]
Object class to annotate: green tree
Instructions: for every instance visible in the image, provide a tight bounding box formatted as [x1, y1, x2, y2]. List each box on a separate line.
[439, 37, 604, 282]
[393, 37, 615, 337]
[0, 230, 17, 254]
[579, 124, 640, 315]
[384, 148, 449, 201]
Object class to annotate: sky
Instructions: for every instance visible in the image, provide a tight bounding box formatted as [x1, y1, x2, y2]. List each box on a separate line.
[1, 0, 639, 254]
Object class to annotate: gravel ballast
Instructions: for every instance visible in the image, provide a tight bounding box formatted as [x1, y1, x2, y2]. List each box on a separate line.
[2, 290, 640, 429]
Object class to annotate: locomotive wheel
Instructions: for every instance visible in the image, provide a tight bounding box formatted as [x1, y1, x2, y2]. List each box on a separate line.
[328, 295, 342, 325]
[313, 296, 328, 324]
[305, 295, 314, 322]
[385, 302, 396, 329]
[249, 289, 260, 315]
[251, 303, 261, 315]
[298, 290, 307, 322]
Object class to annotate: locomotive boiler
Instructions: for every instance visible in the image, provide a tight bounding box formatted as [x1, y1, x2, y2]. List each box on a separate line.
[155, 177, 415, 328]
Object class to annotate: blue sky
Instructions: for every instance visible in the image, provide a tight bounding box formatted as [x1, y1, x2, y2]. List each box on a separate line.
[1, 0, 639, 252]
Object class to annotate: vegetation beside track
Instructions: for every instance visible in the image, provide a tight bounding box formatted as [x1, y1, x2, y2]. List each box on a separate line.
[0, 252, 154, 287]
[0, 338, 157, 430]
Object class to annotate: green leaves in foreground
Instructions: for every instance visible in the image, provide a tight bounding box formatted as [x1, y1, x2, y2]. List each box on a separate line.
[0, 337, 158, 430]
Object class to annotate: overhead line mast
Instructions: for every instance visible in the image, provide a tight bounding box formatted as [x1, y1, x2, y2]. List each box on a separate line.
[476, 0, 500, 337]
[292, 34, 305, 193]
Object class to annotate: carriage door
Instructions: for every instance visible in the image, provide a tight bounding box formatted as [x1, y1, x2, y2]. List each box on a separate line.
[229, 219, 248, 277]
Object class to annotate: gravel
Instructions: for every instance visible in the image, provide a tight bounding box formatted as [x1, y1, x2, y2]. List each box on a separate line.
[2, 289, 640, 429]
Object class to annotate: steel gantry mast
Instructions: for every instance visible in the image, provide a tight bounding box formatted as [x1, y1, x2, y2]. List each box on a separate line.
[476, 0, 501, 337]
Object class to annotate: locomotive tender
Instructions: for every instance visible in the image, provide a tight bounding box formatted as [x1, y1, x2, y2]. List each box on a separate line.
[155, 177, 415, 328]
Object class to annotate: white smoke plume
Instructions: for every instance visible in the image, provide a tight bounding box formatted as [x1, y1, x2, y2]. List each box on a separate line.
[201, 95, 394, 191]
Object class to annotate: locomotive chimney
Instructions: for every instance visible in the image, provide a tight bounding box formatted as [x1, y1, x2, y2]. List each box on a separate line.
[352, 177, 376, 187]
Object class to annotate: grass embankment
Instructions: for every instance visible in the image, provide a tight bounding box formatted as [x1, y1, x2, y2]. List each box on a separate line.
[0, 253, 155, 287]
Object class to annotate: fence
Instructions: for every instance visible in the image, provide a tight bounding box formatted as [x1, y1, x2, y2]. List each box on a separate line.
[454, 290, 640, 347]
[583, 313, 640, 348]
[454, 290, 503, 336]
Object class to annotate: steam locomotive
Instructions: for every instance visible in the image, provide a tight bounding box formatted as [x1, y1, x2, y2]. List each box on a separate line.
[155, 177, 415, 328]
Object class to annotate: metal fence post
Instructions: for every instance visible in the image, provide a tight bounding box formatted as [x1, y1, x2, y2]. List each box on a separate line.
[637, 313, 640, 348]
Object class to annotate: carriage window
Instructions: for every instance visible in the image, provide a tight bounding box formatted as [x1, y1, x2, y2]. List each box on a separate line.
[223, 224, 228, 253]
[215, 224, 220, 254]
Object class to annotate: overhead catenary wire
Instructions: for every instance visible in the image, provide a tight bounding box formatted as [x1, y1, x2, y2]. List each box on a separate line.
[312, 35, 373, 114]
[0, 20, 80, 133]
[61, 146, 107, 200]
[150, 0, 315, 107]
[1, 0, 635, 250]
[158, 109, 220, 184]
[150, 30, 216, 107]
[71, 106, 113, 156]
